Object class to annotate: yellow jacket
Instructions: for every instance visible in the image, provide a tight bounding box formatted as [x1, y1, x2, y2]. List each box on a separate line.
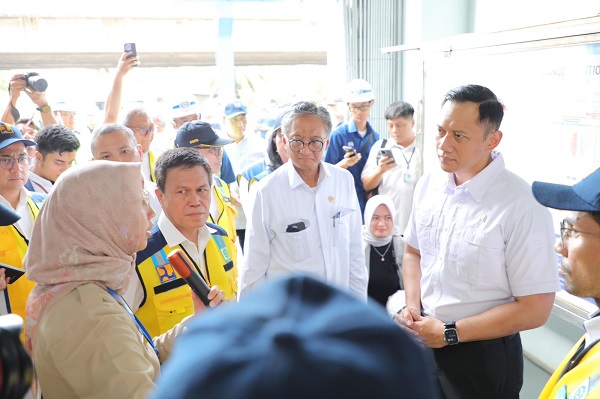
[539, 335, 600, 398]
[210, 176, 237, 242]
[134, 222, 237, 337]
[0, 194, 44, 331]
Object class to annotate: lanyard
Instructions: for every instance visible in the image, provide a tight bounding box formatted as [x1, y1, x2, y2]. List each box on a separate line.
[399, 146, 416, 169]
[558, 337, 600, 380]
[107, 288, 160, 360]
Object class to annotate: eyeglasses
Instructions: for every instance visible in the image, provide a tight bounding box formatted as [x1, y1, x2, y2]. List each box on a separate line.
[129, 126, 156, 136]
[0, 155, 30, 170]
[197, 146, 223, 156]
[288, 139, 325, 152]
[348, 103, 372, 113]
[559, 220, 600, 246]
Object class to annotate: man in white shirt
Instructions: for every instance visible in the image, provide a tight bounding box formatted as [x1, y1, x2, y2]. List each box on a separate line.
[395, 85, 560, 399]
[240, 101, 367, 301]
[27, 124, 80, 194]
[362, 101, 421, 234]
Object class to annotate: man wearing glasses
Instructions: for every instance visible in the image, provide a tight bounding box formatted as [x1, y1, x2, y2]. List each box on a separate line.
[104, 51, 158, 183]
[533, 169, 600, 398]
[239, 101, 367, 301]
[324, 78, 380, 216]
[0, 122, 45, 327]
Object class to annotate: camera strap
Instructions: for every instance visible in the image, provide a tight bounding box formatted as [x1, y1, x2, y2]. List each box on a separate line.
[107, 288, 160, 361]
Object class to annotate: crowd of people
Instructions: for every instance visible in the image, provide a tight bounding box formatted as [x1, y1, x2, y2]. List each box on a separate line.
[0, 51, 598, 399]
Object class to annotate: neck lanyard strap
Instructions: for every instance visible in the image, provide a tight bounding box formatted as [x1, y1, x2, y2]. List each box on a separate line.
[107, 288, 160, 359]
[399, 147, 416, 168]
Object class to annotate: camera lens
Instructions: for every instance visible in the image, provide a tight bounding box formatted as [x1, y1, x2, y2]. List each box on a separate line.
[27, 75, 48, 92]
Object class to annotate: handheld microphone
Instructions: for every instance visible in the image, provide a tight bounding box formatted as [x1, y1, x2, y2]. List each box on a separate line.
[167, 249, 212, 307]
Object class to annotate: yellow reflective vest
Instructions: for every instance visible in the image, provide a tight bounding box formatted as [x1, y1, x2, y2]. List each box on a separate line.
[210, 176, 237, 242]
[134, 222, 237, 337]
[148, 150, 157, 183]
[539, 335, 600, 399]
[0, 194, 45, 328]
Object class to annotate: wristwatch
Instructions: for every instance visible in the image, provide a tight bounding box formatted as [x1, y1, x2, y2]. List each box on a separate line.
[37, 104, 51, 113]
[444, 322, 460, 345]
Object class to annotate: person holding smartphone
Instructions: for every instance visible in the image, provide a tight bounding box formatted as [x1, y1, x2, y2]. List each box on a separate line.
[362, 101, 421, 237]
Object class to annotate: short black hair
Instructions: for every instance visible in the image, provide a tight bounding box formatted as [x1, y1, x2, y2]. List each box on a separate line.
[155, 147, 212, 192]
[384, 101, 414, 120]
[34, 124, 80, 156]
[442, 84, 504, 138]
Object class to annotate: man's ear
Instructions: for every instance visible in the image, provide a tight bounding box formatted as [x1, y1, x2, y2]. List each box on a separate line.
[34, 151, 43, 162]
[137, 144, 144, 160]
[487, 130, 503, 152]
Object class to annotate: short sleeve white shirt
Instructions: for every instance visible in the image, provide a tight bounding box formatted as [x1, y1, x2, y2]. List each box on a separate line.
[404, 152, 560, 322]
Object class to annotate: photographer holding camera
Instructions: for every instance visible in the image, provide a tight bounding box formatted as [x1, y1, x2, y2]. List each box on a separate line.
[2, 73, 58, 128]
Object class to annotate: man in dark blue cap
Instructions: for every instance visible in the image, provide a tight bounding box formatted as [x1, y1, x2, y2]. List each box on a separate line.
[532, 169, 600, 398]
[0, 122, 45, 323]
[151, 275, 441, 399]
[175, 120, 237, 243]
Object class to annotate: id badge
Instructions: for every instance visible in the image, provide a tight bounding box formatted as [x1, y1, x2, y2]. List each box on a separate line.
[403, 171, 413, 182]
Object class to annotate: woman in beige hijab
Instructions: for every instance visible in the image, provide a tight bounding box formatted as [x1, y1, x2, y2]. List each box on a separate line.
[25, 160, 224, 399]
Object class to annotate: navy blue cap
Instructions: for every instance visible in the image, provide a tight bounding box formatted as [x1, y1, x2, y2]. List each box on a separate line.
[152, 275, 440, 399]
[0, 203, 20, 226]
[0, 122, 36, 150]
[224, 101, 248, 118]
[175, 120, 233, 148]
[532, 169, 600, 212]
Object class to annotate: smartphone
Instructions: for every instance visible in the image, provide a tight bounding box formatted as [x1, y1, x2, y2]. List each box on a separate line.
[379, 148, 395, 161]
[342, 146, 357, 157]
[286, 221, 306, 233]
[0, 263, 25, 284]
[124, 43, 137, 59]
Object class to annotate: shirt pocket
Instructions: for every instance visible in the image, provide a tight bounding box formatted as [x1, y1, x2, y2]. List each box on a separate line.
[453, 227, 506, 286]
[416, 211, 436, 256]
[277, 219, 313, 263]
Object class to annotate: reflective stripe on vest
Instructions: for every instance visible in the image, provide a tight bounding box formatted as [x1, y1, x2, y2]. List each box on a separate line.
[135, 234, 238, 337]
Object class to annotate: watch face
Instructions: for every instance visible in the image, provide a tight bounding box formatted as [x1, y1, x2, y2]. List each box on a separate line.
[444, 328, 459, 345]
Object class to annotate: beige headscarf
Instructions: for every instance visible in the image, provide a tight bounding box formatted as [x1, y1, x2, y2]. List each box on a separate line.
[25, 161, 144, 351]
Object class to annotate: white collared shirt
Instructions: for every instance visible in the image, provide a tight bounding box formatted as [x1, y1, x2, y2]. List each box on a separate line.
[240, 161, 368, 301]
[28, 170, 54, 194]
[584, 310, 600, 348]
[404, 152, 560, 322]
[0, 187, 35, 238]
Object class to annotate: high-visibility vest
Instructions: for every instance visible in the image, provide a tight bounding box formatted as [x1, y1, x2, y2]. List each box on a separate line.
[134, 222, 237, 337]
[210, 176, 237, 242]
[539, 335, 600, 399]
[0, 194, 45, 328]
[148, 151, 157, 182]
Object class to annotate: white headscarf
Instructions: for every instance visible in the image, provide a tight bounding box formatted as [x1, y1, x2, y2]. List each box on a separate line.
[362, 195, 402, 247]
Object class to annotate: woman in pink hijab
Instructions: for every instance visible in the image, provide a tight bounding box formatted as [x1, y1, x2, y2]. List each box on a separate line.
[24, 160, 224, 399]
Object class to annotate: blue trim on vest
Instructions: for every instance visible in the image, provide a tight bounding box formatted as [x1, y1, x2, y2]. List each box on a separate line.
[24, 180, 34, 192]
[29, 192, 47, 208]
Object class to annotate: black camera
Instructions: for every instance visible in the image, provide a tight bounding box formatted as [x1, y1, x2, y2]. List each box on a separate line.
[20, 72, 48, 93]
[0, 314, 33, 399]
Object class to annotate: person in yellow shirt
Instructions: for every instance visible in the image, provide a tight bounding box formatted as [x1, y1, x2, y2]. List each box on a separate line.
[0, 122, 45, 326]
[533, 169, 600, 399]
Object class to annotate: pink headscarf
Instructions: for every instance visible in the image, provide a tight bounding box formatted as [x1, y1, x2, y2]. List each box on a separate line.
[24, 161, 145, 351]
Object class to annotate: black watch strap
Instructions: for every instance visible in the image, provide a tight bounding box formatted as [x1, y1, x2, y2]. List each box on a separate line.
[444, 321, 460, 345]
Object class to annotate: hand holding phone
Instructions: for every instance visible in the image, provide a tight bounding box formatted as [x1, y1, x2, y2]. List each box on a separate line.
[342, 146, 357, 157]
[379, 148, 395, 162]
[124, 43, 138, 67]
[0, 263, 25, 284]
